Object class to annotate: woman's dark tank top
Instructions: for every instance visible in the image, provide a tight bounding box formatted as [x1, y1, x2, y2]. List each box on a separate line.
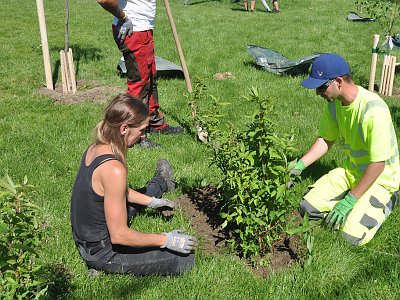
[70, 149, 117, 243]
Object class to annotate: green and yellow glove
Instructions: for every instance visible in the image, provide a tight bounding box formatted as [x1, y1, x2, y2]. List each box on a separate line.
[287, 160, 306, 188]
[326, 192, 358, 229]
[289, 160, 306, 176]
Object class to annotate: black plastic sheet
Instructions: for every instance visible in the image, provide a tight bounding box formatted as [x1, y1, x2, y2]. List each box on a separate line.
[246, 45, 320, 76]
[117, 56, 183, 78]
[347, 11, 375, 22]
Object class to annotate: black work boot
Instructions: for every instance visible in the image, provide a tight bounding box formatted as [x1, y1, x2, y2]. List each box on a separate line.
[155, 159, 176, 192]
[139, 136, 161, 149]
[150, 124, 184, 135]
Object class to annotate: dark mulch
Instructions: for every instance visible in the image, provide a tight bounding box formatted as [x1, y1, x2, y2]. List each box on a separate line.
[175, 185, 306, 277]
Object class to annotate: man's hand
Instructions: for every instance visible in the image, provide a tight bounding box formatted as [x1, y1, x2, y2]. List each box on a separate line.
[289, 160, 306, 176]
[161, 229, 197, 254]
[326, 192, 358, 229]
[116, 14, 133, 44]
[287, 160, 306, 188]
[147, 197, 175, 217]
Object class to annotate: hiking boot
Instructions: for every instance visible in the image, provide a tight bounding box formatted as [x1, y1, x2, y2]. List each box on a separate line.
[155, 159, 176, 192]
[139, 136, 161, 149]
[150, 124, 184, 135]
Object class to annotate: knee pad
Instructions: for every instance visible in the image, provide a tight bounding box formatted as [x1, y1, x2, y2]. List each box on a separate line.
[299, 199, 325, 220]
[299, 199, 308, 216]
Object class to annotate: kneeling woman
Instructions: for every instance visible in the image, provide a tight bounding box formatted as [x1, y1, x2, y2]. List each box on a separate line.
[70, 93, 196, 275]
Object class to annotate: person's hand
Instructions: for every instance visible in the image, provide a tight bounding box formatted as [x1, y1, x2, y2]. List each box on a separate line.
[326, 192, 358, 229]
[116, 14, 133, 44]
[286, 160, 306, 188]
[161, 229, 197, 254]
[147, 197, 175, 217]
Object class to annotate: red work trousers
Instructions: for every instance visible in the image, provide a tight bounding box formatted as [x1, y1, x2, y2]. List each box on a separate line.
[113, 28, 166, 129]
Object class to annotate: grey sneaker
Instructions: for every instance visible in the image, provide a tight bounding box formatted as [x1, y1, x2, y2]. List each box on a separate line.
[156, 159, 176, 192]
[88, 268, 100, 278]
[139, 136, 161, 149]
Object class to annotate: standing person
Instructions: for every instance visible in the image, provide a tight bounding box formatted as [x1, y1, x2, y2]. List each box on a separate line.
[272, 0, 279, 12]
[97, 0, 184, 148]
[70, 93, 196, 275]
[291, 53, 399, 245]
[244, 0, 255, 12]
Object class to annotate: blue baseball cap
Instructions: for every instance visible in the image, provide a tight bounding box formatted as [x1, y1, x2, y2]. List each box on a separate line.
[301, 53, 350, 89]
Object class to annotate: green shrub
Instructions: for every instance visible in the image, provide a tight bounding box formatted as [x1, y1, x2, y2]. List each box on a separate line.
[0, 175, 48, 299]
[195, 85, 299, 262]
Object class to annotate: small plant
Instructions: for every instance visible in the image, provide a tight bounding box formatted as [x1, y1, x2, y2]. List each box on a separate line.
[0, 174, 48, 299]
[355, 0, 400, 52]
[286, 213, 314, 267]
[194, 84, 299, 262]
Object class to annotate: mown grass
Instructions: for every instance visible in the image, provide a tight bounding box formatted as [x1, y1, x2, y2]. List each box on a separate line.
[1, 0, 400, 299]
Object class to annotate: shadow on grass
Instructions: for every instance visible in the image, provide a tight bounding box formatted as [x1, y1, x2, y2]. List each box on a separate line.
[304, 160, 336, 182]
[388, 104, 400, 128]
[152, 105, 202, 143]
[42, 263, 74, 299]
[231, 7, 252, 12]
[185, 0, 222, 6]
[42, 261, 155, 299]
[243, 61, 312, 77]
[179, 177, 210, 195]
[102, 278, 154, 299]
[50, 45, 103, 85]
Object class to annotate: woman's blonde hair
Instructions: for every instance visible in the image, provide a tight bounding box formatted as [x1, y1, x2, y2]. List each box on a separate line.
[94, 93, 149, 164]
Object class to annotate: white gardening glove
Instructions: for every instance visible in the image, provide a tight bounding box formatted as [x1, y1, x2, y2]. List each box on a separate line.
[161, 229, 197, 254]
[147, 197, 175, 217]
[116, 14, 133, 44]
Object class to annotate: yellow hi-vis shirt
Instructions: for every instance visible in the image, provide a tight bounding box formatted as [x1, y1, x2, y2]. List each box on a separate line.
[318, 86, 400, 192]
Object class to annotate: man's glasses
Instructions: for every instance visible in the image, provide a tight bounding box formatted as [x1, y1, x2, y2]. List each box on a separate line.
[317, 79, 335, 93]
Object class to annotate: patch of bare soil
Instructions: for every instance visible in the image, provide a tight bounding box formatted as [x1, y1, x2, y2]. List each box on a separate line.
[213, 72, 235, 80]
[37, 80, 122, 104]
[176, 185, 306, 277]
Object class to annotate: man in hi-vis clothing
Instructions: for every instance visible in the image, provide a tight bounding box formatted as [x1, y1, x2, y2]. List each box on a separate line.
[291, 53, 399, 245]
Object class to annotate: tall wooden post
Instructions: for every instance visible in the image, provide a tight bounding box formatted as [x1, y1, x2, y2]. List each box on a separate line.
[36, 0, 54, 90]
[164, 0, 192, 93]
[368, 34, 379, 92]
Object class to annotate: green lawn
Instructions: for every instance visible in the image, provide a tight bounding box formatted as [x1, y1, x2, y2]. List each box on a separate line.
[1, 0, 400, 299]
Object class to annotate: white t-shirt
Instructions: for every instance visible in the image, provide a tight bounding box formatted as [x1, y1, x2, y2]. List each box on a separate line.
[112, 0, 156, 31]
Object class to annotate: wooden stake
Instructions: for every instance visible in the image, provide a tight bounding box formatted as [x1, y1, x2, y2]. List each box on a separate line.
[388, 56, 396, 96]
[36, 0, 54, 90]
[60, 50, 68, 94]
[368, 34, 379, 92]
[60, 49, 77, 94]
[379, 55, 389, 95]
[383, 56, 390, 95]
[384, 56, 394, 95]
[67, 48, 77, 93]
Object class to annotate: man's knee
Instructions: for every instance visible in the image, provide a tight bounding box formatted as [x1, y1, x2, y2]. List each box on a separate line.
[299, 199, 325, 220]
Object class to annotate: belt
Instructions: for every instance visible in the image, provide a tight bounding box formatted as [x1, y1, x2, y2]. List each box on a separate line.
[87, 240, 108, 256]
[72, 232, 109, 256]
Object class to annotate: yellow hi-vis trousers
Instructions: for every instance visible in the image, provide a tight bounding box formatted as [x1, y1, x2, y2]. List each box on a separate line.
[300, 168, 398, 246]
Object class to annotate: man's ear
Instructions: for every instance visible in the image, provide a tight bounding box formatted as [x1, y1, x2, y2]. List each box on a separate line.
[336, 76, 345, 84]
[120, 124, 129, 136]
